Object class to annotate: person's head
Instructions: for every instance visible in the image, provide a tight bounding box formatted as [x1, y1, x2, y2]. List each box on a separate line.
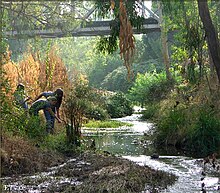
[17, 83, 25, 90]
[47, 96, 57, 105]
[54, 88, 63, 101]
[54, 88, 63, 99]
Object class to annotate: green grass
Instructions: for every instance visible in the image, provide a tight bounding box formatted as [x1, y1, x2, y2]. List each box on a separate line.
[84, 120, 133, 128]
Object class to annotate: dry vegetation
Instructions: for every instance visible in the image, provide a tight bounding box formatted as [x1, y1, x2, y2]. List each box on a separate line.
[3, 46, 70, 100]
[1, 133, 65, 176]
[45, 153, 177, 193]
[119, 0, 135, 78]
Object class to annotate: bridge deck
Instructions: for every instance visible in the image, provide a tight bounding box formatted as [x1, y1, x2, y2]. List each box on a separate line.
[4, 18, 160, 39]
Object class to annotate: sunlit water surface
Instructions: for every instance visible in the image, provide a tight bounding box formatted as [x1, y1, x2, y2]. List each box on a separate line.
[84, 113, 220, 193]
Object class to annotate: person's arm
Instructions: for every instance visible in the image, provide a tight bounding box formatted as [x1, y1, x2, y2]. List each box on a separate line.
[33, 93, 44, 102]
[24, 96, 31, 103]
[46, 108, 62, 123]
[56, 108, 61, 119]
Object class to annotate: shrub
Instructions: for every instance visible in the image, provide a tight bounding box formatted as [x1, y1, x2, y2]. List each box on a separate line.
[128, 71, 179, 105]
[85, 104, 109, 121]
[141, 103, 159, 120]
[26, 114, 47, 142]
[155, 106, 187, 146]
[106, 92, 133, 118]
[187, 106, 220, 156]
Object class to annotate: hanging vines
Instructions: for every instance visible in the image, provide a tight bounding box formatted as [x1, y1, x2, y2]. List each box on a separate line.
[95, 0, 138, 77]
[118, 0, 135, 78]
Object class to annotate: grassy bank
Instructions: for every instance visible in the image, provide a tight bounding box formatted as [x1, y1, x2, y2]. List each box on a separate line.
[141, 85, 220, 157]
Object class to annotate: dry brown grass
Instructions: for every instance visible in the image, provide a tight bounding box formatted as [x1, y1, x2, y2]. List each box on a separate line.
[1, 133, 64, 176]
[3, 46, 70, 100]
[2, 60, 19, 94]
[53, 153, 177, 193]
[18, 52, 41, 99]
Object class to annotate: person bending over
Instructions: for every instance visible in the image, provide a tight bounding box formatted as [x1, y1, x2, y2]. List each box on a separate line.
[33, 88, 63, 133]
[29, 96, 62, 134]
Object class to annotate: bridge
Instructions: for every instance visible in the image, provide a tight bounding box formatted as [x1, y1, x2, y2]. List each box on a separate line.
[3, 1, 160, 39]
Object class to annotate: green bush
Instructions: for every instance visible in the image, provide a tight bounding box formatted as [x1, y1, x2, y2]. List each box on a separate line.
[41, 131, 71, 153]
[155, 106, 187, 145]
[154, 103, 220, 156]
[187, 106, 220, 156]
[106, 92, 133, 118]
[85, 104, 109, 120]
[2, 106, 47, 143]
[128, 71, 180, 105]
[26, 115, 47, 142]
[141, 103, 159, 120]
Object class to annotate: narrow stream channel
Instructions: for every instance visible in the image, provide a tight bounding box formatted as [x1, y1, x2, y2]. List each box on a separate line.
[1, 111, 220, 192]
[84, 112, 220, 193]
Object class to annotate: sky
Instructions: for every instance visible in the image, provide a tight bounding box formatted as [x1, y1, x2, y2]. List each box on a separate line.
[144, 0, 152, 9]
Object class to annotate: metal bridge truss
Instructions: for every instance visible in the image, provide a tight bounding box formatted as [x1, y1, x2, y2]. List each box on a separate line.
[3, 1, 160, 39]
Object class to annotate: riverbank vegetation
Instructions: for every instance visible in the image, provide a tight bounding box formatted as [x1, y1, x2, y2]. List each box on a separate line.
[84, 120, 132, 128]
[128, 1, 220, 157]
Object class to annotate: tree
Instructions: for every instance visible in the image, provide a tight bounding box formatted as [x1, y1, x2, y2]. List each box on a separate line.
[1, 1, 91, 38]
[95, 0, 143, 77]
[157, 1, 172, 81]
[63, 75, 91, 146]
[197, 0, 220, 84]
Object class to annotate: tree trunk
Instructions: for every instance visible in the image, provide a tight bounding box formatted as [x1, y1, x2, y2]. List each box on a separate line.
[157, 1, 172, 81]
[197, 0, 220, 84]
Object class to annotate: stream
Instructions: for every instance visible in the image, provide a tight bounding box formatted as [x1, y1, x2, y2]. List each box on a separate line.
[1, 111, 220, 192]
[83, 112, 220, 193]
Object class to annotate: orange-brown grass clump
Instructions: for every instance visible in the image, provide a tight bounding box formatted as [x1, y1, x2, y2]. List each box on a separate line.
[1, 133, 64, 176]
[39, 46, 70, 91]
[3, 46, 70, 100]
[18, 52, 41, 99]
[2, 50, 20, 94]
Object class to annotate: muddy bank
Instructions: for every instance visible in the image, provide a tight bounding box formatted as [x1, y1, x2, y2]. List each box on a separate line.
[54, 152, 177, 193]
[2, 152, 177, 193]
[1, 134, 177, 193]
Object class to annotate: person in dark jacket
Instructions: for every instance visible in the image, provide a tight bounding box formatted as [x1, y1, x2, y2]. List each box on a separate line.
[29, 96, 62, 134]
[33, 88, 63, 133]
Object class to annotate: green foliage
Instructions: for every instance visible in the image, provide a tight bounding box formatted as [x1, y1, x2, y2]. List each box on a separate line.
[94, 0, 144, 54]
[63, 77, 93, 146]
[25, 115, 47, 142]
[156, 106, 187, 145]
[2, 1, 80, 39]
[106, 92, 133, 118]
[88, 49, 124, 89]
[136, 33, 163, 65]
[2, 105, 46, 142]
[128, 71, 178, 105]
[96, 35, 118, 55]
[2, 108, 27, 136]
[85, 104, 109, 121]
[141, 104, 159, 120]
[158, 0, 218, 84]
[101, 66, 132, 92]
[84, 120, 132, 128]
[154, 102, 220, 156]
[41, 131, 75, 154]
[187, 106, 220, 156]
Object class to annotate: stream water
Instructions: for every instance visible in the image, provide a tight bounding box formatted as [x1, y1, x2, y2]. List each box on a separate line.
[1, 111, 220, 193]
[83, 112, 220, 193]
